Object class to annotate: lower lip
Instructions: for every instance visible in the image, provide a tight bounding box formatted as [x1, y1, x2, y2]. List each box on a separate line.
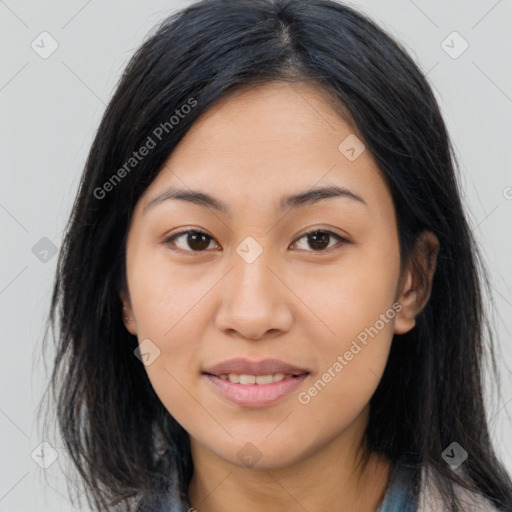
[204, 373, 309, 408]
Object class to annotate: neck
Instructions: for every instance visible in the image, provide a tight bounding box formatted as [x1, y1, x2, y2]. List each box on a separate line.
[187, 407, 392, 512]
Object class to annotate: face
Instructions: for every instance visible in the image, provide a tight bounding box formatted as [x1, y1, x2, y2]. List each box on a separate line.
[121, 81, 417, 470]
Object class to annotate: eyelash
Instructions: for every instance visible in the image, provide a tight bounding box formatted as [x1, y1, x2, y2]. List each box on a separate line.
[162, 228, 350, 255]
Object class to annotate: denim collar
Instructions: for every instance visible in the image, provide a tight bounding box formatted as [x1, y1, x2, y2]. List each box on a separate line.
[377, 458, 419, 512]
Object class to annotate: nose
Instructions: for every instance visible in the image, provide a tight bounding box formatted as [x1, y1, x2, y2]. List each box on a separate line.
[214, 255, 294, 341]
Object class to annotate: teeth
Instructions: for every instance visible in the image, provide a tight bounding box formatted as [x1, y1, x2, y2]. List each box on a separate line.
[220, 373, 295, 384]
[239, 374, 256, 385]
[256, 374, 273, 384]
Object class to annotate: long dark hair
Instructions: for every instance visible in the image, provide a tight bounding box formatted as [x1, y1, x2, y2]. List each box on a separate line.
[38, 0, 512, 510]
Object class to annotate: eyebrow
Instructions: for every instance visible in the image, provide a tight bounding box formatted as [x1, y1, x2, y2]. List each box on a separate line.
[143, 184, 367, 215]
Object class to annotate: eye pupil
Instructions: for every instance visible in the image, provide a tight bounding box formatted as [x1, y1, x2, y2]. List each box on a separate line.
[308, 231, 330, 251]
[188, 231, 210, 251]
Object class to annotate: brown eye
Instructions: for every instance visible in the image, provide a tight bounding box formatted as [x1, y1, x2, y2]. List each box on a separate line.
[292, 230, 348, 252]
[164, 230, 218, 252]
[306, 231, 330, 251]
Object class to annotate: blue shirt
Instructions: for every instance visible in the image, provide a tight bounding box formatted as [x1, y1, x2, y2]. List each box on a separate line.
[377, 458, 418, 512]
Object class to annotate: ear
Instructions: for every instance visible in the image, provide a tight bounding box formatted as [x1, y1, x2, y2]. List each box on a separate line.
[394, 231, 439, 335]
[120, 289, 137, 336]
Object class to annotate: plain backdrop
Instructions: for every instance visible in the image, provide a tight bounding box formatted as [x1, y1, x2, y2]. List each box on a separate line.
[0, 0, 511, 510]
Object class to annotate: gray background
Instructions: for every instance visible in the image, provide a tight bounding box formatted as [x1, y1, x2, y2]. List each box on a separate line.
[1, 0, 511, 510]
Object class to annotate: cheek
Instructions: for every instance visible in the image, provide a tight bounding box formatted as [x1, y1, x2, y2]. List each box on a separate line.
[292, 235, 401, 407]
[127, 257, 208, 428]
[291, 232, 401, 349]
[127, 239, 210, 341]
[126, 245, 210, 403]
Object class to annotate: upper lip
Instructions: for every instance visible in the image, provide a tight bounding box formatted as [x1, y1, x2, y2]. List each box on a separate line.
[203, 358, 310, 376]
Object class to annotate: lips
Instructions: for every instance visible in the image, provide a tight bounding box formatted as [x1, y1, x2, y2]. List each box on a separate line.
[202, 358, 310, 377]
[202, 358, 310, 407]
[204, 374, 309, 407]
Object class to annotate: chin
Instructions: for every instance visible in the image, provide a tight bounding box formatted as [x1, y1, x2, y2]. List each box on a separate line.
[209, 435, 313, 470]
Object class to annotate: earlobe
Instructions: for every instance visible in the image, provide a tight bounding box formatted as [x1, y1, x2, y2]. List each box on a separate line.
[394, 272, 417, 334]
[120, 291, 137, 335]
[393, 231, 440, 335]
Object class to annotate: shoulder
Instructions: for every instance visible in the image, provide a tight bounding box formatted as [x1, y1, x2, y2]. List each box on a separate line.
[418, 464, 500, 512]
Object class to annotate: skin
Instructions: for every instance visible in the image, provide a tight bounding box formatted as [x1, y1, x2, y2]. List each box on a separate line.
[120, 81, 439, 512]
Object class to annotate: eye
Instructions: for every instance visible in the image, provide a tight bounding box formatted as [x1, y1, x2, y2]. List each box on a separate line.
[162, 228, 349, 254]
[291, 229, 349, 252]
[163, 229, 220, 253]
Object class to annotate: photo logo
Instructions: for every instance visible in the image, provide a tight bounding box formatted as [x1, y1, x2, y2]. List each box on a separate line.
[134, 338, 161, 366]
[442, 442, 468, 469]
[31, 31, 59, 59]
[237, 442, 263, 468]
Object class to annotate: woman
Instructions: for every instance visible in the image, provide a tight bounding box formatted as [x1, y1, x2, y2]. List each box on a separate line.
[39, 0, 512, 510]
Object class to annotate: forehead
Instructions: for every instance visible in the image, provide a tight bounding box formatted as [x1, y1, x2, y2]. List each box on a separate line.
[138, 81, 392, 219]
[171, 81, 356, 163]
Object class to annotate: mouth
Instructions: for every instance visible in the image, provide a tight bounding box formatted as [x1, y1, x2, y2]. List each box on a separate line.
[208, 372, 305, 384]
[202, 358, 310, 408]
